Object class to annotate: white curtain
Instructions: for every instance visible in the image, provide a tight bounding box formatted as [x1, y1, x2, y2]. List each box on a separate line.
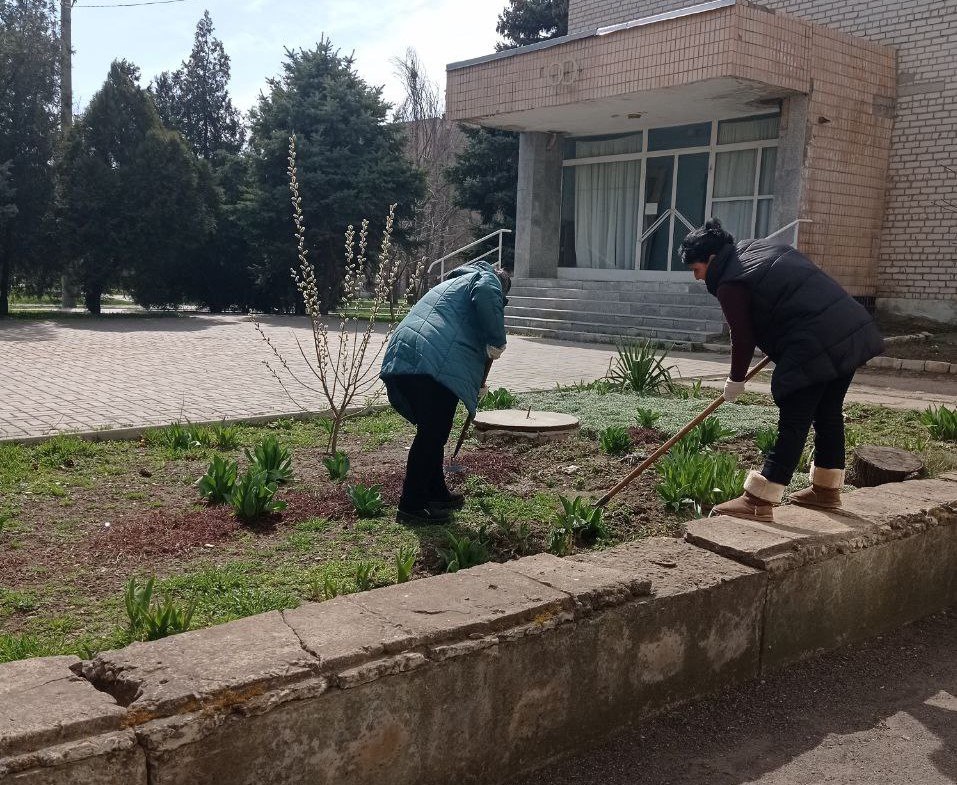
[574, 161, 640, 269]
[713, 149, 758, 240]
[573, 134, 642, 158]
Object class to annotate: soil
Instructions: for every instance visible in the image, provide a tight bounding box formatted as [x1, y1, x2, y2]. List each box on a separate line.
[881, 333, 957, 364]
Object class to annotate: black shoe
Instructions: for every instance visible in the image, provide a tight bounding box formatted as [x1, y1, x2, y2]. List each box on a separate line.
[430, 492, 465, 510]
[396, 505, 452, 525]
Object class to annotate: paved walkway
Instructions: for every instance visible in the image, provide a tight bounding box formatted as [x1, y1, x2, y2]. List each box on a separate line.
[0, 314, 953, 440]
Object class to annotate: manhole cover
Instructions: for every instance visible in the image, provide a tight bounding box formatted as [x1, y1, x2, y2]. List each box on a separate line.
[473, 409, 580, 439]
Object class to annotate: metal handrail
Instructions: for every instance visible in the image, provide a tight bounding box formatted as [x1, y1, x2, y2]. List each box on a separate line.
[426, 229, 512, 282]
[765, 219, 812, 245]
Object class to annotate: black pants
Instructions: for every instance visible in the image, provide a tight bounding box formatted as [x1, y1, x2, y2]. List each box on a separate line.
[762, 374, 854, 486]
[390, 374, 459, 510]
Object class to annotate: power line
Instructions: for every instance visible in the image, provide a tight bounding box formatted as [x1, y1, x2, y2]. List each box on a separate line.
[75, 0, 192, 7]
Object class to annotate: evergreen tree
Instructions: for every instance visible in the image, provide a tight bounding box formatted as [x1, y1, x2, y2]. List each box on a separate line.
[58, 61, 212, 312]
[151, 10, 244, 158]
[0, 0, 60, 315]
[445, 0, 568, 265]
[247, 38, 423, 312]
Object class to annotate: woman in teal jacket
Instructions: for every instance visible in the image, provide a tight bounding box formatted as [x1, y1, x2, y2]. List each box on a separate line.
[381, 261, 510, 524]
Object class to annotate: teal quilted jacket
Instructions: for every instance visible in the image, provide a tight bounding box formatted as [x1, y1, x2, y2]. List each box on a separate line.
[380, 262, 507, 422]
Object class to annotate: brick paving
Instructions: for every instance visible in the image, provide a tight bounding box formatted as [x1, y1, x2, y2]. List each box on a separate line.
[0, 314, 953, 440]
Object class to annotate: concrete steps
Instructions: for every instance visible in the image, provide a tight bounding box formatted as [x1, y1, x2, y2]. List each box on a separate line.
[506, 277, 726, 345]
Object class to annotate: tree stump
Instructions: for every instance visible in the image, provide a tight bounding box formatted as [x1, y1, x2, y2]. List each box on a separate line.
[851, 445, 925, 487]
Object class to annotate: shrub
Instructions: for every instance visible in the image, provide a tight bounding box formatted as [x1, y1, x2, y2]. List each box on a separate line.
[479, 387, 518, 410]
[124, 577, 196, 641]
[245, 436, 293, 484]
[322, 450, 350, 482]
[608, 341, 675, 395]
[656, 449, 745, 515]
[598, 425, 631, 455]
[920, 405, 957, 441]
[547, 495, 609, 556]
[756, 426, 778, 456]
[635, 406, 662, 428]
[438, 529, 490, 573]
[395, 544, 417, 583]
[230, 468, 287, 520]
[196, 455, 239, 504]
[347, 483, 384, 517]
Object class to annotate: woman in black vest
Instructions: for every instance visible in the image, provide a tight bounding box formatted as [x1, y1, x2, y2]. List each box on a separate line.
[679, 219, 884, 523]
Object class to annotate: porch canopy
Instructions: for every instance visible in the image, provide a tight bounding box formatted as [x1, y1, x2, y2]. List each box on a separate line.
[445, 0, 896, 294]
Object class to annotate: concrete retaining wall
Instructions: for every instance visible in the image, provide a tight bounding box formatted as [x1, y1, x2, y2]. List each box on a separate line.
[3, 475, 955, 784]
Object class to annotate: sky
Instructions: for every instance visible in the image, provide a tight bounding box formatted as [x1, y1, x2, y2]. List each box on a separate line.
[69, 0, 506, 116]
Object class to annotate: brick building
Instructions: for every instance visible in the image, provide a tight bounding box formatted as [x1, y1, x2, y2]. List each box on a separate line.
[445, 0, 955, 343]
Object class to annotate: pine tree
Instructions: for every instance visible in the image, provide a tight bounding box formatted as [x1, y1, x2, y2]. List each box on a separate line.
[445, 0, 569, 263]
[151, 11, 244, 158]
[58, 61, 212, 312]
[0, 0, 60, 315]
[246, 38, 423, 313]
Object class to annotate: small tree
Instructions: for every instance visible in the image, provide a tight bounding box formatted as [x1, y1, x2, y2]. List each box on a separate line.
[257, 137, 422, 454]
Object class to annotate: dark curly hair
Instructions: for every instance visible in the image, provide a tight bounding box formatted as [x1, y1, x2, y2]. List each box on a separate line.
[679, 218, 735, 266]
[495, 267, 512, 295]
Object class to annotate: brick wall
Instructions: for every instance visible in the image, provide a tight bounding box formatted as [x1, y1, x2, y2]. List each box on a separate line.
[567, 0, 957, 309]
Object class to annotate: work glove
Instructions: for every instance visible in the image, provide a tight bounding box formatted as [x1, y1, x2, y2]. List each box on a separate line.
[723, 378, 746, 402]
[486, 345, 505, 360]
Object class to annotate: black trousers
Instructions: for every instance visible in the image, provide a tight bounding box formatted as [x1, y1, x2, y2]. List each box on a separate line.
[389, 374, 459, 510]
[762, 374, 854, 486]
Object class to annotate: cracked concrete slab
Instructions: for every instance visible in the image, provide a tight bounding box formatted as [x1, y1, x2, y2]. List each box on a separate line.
[80, 611, 319, 719]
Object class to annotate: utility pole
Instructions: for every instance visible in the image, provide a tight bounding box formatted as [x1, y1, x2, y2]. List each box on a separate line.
[60, 0, 77, 308]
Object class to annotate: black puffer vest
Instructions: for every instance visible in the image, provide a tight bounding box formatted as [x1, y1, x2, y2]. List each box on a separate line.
[705, 239, 884, 401]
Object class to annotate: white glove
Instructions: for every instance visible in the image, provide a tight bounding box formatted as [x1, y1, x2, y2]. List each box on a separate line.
[723, 378, 746, 402]
[479, 386, 489, 398]
[486, 345, 505, 360]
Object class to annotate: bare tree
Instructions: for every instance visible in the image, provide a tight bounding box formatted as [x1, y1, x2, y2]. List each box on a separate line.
[392, 48, 473, 299]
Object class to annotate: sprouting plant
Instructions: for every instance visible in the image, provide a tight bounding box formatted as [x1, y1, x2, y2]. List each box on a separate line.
[314, 573, 341, 600]
[395, 544, 417, 583]
[124, 577, 195, 641]
[257, 136, 425, 455]
[755, 426, 778, 456]
[438, 529, 490, 573]
[245, 435, 293, 485]
[322, 450, 350, 482]
[354, 560, 379, 592]
[598, 425, 631, 455]
[188, 424, 213, 447]
[547, 495, 609, 555]
[671, 379, 704, 399]
[920, 404, 957, 441]
[347, 483, 384, 517]
[196, 455, 238, 504]
[488, 510, 532, 555]
[635, 407, 662, 428]
[229, 468, 287, 521]
[655, 449, 745, 514]
[608, 341, 675, 395]
[152, 422, 196, 451]
[691, 416, 734, 449]
[212, 421, 241, 450]
[479, 388, 518, 410]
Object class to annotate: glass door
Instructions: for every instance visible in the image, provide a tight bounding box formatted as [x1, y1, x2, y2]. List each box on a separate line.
[639, 152, 708, 271]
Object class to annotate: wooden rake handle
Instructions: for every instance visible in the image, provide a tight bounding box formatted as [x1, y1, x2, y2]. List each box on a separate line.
[450, 357, 494, 460]
[595, 356, 772, 508]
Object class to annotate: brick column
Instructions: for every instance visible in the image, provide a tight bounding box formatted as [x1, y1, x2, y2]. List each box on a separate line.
[514, 132, 563, 279]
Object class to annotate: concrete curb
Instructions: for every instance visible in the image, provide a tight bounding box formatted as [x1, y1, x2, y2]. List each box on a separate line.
[0, 404, 393, 447]
[865, 355, 957, 374]
[2, 476, 955, 784]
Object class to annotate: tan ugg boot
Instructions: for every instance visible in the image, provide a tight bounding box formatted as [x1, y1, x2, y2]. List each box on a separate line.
[711, 471, 786, 523]
[789, 464, 844, 509]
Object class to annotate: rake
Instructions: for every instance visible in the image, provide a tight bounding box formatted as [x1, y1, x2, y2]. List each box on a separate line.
[595, 356, 772, 508]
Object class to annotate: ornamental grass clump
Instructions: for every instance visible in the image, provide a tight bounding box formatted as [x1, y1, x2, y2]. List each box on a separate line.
[608, 341, 675, 395]
[245, 436, 293, 485]
[438, 529, 490, 573]
[230, 469, 287, 521]
[124, 577, 196, 641]
[257, 136, 426, 455]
